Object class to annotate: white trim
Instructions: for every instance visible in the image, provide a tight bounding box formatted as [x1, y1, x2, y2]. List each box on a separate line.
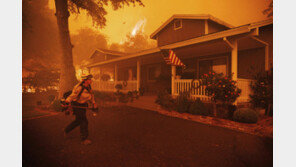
[205, 20, 209, 34]
[150, 14, 234, 39]
[174, 19, 183, 30]
[223, 37, 234, 49]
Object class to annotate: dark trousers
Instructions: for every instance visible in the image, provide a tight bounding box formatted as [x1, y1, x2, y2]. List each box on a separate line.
[64, 102, 88, 141]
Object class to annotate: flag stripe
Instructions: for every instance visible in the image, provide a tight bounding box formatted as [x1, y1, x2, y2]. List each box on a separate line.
[163, 50, 185, 67]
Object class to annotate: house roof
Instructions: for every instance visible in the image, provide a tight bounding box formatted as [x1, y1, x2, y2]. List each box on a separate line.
[150, 14, 234, 39]
[86, 18, 272, 68]
[89, 48, 126, 59]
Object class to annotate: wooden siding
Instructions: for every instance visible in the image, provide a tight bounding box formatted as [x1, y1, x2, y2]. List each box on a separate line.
[157, 19, 205, 46]
[208, 20, 229, 34]
[238, 47, 265, 79]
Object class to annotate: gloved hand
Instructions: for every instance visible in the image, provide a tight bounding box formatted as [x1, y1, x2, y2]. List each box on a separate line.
[60, 99, 70, 112]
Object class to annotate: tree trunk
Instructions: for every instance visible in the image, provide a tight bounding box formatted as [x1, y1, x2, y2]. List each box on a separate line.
[54, 0, 78, 98]
[213, 102, 217, 117]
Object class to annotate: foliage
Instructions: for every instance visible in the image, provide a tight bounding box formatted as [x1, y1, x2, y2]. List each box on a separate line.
[201, 72, 241, 104]
[233, 108, 259, 123]
[48, 95, 56, 103]
[119, 93, 129, 103]
[127, 91, 139, 102]
[155, 90, 176, 111]
[139, 87, 145, 96]
[263, 0, 273, 18]
[71, 28, 108, 65]
[68, 0, 144, 28]
[23, 0, 62, 70]
[115, 84, 123, 92]
[51, 99, 63, 112]
[120, 32, 156, 53]
[23, 69, 60, 92]
[189, 98, 210, 116]
[175, 92, 192, 113]
[249, 68, 273, 114]
[101, 74, 111, 81]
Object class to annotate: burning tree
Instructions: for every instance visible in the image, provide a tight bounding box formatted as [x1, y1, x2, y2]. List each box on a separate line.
[53, 0, 144, 97]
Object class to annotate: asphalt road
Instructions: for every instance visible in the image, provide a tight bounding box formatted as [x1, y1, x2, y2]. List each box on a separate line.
[23, 106, 273, 167]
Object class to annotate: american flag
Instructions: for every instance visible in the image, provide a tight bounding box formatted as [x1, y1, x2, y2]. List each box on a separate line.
[161, 49, 186, 67]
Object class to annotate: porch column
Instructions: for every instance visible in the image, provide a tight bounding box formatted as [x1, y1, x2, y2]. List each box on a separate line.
[231, 40, 238, 81]
[171, 65, 176, 95]
[265, 45, 269, 71]
[137, 60, 141, 91]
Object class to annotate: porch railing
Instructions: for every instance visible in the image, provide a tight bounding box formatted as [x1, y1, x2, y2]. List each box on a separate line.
[92, 80, 138, 92]
[173, 78, 253, 103]
[236, 78, 254, 103]
[173, 79, 211, 101]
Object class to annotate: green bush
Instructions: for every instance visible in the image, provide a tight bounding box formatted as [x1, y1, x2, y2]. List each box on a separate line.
[175, 92, 192, 113]
[233, 108, 258, 123]
[189, 98, 209, 116]
[52, 99, 62, 112]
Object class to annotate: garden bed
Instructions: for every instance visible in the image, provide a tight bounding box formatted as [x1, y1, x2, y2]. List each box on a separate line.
[155, 106, 273, 138]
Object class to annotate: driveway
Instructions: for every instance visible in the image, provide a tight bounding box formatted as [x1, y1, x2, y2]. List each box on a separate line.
[23, 106, 273, 167]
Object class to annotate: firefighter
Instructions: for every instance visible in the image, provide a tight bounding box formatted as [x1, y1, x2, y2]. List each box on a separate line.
[63, 74, 97, 145]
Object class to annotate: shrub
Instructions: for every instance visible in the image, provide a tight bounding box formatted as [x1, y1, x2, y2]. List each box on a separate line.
[115, 84, 123, 92]
[48, 95, 56, 103]
[250, 68, 273, 116]
[201, 72, 241, 104]
[233, 108, 258, 123]
[52, 99, 62, 112]
[155, 90, 175, 111]
[175, 92, 192, 113]
[100, 74, 111, 81]
[189, 98, 209, 116]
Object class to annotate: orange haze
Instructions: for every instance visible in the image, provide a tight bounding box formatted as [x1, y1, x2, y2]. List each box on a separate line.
[48, 0, 270, 44]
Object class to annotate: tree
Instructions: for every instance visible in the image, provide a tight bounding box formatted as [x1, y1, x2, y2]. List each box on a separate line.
[263, 0, 273, 18]
[71, 28, 108, 65]
[53, 0, 144, 97]
[23, 0, 62, 73]
[23, 69, 60, 92]
[121, 32, 156, 53]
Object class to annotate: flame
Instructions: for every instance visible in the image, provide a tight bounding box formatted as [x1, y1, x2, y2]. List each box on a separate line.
[131, 18, 147, 36]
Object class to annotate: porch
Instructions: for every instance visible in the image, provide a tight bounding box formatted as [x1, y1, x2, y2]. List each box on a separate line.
[87, 25, 270, 104]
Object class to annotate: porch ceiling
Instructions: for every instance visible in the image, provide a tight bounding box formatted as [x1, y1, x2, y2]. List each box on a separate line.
[172, 38, 231, 59]
[171, 36, 265, 60]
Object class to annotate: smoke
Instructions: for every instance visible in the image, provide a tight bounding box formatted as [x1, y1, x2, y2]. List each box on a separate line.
[71, 28, 108, 66]
[23, 0, 61, 74]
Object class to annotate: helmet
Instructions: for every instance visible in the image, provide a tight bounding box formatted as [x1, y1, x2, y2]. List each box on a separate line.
[81, 74, 93, 80]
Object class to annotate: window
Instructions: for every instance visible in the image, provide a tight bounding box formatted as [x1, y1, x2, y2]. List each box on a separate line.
[174, 19, 182, 30]
[148, 65, 161, 81]
[199, 58, 227, 77]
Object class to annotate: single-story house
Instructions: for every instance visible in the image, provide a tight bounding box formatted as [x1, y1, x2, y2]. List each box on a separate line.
[84, 14, 273, 103]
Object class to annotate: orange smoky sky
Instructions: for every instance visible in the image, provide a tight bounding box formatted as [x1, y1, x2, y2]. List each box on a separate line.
[48, 0, 271, 44]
